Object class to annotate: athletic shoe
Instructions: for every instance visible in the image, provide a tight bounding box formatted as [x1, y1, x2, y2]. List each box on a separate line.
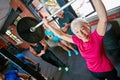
[73, 50, 79, 55]
[68, 51, 72, 56]
[64, 67, 69, 72]
[58, 67, 62, 71]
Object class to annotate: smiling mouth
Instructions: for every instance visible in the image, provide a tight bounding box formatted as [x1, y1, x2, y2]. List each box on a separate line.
[79, 35, 84, 38]
[79, 33, 88, 38]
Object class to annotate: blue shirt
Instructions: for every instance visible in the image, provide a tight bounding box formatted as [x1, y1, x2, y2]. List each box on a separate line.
[15, 53, 29, 64]
[4, 70, 21, 80]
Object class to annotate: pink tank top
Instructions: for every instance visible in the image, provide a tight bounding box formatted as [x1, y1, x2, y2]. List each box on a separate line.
[72, 30, 114, 72]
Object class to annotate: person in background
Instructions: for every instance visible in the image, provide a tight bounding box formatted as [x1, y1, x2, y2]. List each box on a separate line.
[29, 39, 69, 71]
[0, 70, 34, 80]
[15, 52, 40, 72]
[9, 52, 40, 73]
[0, 56, 35, 80]
[43, 0, 120, 80]
[44, 25, 79, 57]
[56, 10, 76, 35]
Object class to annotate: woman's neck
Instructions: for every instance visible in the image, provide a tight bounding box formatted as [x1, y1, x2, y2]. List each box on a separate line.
[82, 36, 89, 42]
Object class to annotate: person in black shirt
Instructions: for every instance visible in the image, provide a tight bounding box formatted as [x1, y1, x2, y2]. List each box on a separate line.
[29, 39, 69, 71]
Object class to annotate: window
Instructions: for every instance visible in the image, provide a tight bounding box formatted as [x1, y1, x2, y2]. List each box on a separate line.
[13, 16, 21, 26]
[102, 0, 120, 11]
[70, 0, 95, 17]
[5, 30, 22, 45]
[44, 0, 60, 13]
[70, 0, 120, 18]
[39, 0, 60, 27]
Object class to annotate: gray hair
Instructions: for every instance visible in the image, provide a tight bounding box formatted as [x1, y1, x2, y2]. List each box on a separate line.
[70, 18, 88, 33]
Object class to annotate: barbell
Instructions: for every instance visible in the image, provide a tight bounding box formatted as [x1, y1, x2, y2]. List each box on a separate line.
[16, 0, 76, 43]
[17, 17, 44, 43]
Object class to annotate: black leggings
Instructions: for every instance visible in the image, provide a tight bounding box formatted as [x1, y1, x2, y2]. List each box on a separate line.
[89, 68, 120, 80]
[41, 49, 66, 68]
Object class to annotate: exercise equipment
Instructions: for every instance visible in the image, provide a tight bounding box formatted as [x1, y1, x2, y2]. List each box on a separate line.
[17, 17, 44, 43]
[16, 0, 76, 43]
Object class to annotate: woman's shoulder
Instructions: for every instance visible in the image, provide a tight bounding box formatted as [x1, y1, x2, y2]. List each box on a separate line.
[91, 30, 104, 40]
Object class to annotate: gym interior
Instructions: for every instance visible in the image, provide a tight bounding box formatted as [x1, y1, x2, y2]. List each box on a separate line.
[0, 0, 120, 80]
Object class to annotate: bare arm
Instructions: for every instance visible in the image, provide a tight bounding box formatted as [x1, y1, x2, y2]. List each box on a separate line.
[18, 73, 30, 79]
[61, 23, 70, 33]
[29, 46, 44, 57]
[25, 57, 37, 65]
[18, 73, 35, 80]
[92, 0, 107, 36]
[43, 19, 73, 43]
[40, 39, 48, 53]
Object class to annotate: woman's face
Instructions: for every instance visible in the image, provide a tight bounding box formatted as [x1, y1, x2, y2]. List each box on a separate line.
[72, 24, 90, 40]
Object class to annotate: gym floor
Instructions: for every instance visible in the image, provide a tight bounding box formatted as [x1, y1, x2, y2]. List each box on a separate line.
[24, 45, 120, 80]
